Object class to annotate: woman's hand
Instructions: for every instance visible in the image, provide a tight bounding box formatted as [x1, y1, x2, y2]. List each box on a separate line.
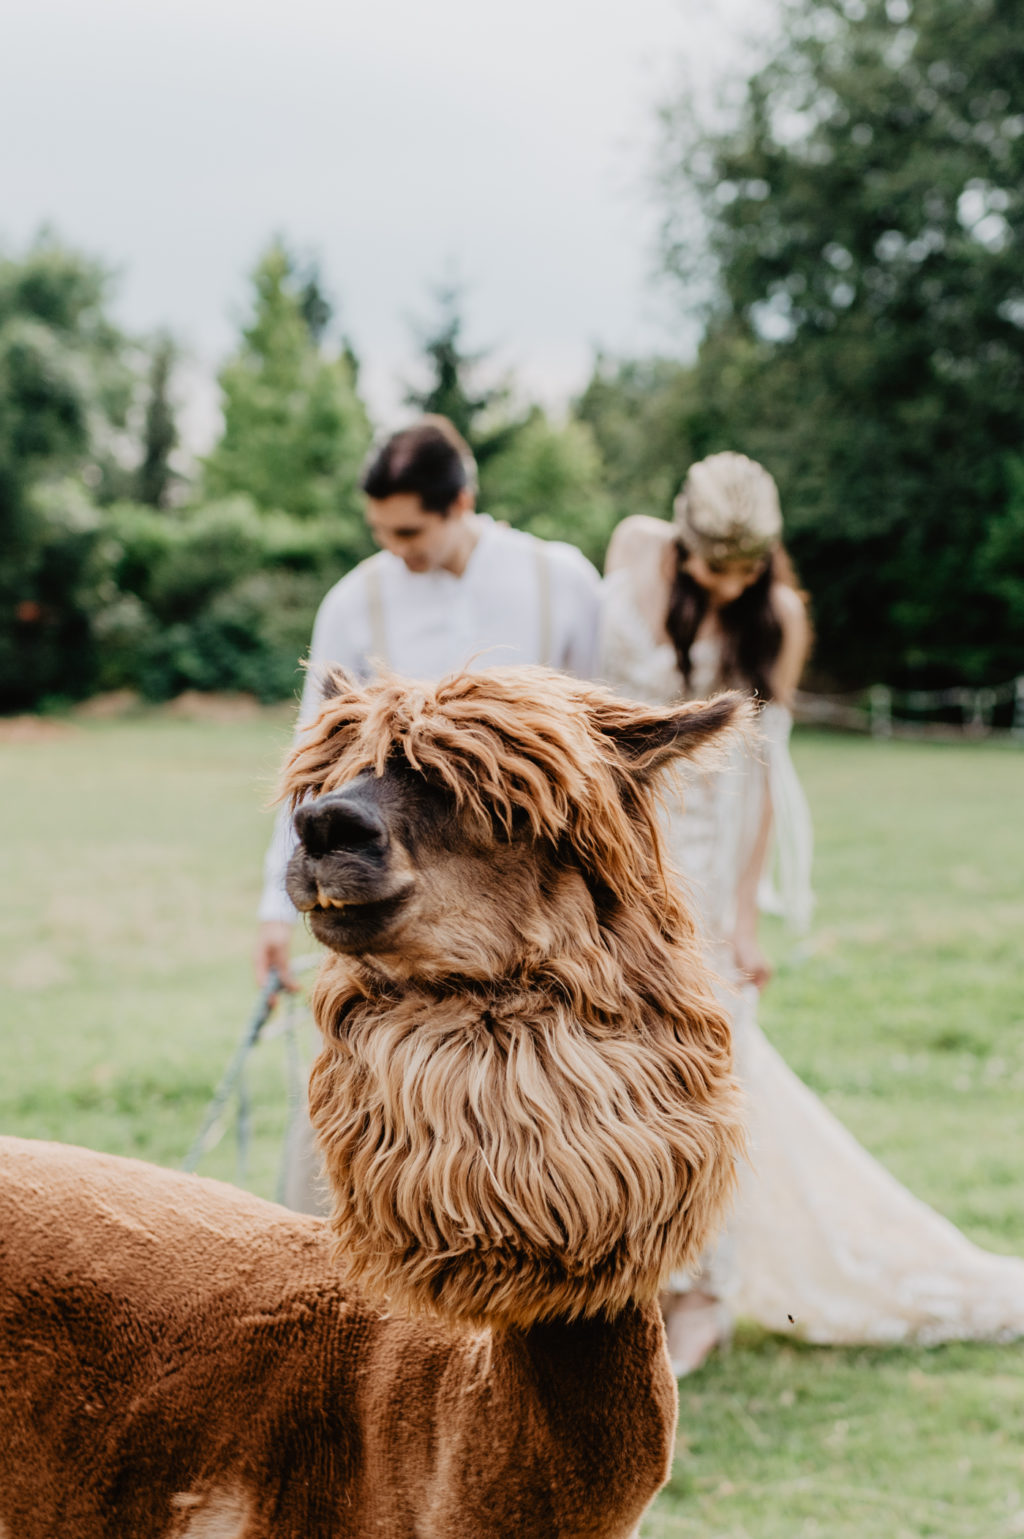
[733, 926, 773, 990]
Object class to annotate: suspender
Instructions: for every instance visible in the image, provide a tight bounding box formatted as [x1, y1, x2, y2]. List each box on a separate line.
[362, 537, 554, 674]
[364, 553, 390, 671]
[533, 537, 553, 668]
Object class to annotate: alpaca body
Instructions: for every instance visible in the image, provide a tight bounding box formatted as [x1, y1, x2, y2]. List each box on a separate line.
[0, 1136, 674, 1539]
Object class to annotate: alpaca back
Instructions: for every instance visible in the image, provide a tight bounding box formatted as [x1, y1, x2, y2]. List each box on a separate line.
[0, 1138, 367, 1536]
[0, 1136, 674, 1539]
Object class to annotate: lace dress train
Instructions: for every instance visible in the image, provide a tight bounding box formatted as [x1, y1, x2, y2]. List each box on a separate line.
[729, 1000, 1024, 1343]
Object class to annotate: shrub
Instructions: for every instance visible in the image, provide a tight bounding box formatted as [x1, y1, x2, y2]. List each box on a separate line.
[4, 490, 369, 710]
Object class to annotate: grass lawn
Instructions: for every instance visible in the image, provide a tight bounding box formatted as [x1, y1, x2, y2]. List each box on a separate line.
[1, 711, 1022, 1537]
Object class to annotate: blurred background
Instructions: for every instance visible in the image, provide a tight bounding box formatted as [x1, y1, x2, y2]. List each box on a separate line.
[3, 0, 1021, 711]
[2, 1, 1022, 1535]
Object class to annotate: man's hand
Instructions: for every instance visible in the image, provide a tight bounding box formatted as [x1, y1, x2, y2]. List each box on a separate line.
[254, 921, 299, 995]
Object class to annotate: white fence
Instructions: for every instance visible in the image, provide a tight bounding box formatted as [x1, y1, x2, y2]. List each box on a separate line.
[794, 676, 1024, 742]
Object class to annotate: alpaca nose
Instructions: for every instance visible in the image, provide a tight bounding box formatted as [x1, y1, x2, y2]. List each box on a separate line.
[293, 792, 388, 859]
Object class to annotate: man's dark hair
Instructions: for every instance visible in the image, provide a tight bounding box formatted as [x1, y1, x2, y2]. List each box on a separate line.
[360, 416, 477, 514]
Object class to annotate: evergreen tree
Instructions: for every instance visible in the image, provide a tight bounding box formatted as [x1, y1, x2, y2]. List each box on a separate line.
[659, 0, 1024, 685]
[203, 240, 372, 528]
[0, 236, 133, 707]
[296, 259, 332, 347]
[404, 282, 522, 465]
[135, 333, 179, 509]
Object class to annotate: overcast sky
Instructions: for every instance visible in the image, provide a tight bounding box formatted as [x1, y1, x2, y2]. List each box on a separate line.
[3, 0, 770, 439]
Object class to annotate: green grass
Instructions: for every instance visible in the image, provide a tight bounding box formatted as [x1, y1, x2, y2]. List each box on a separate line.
[1, 715, 1022, 1536]
[0, 705, 305, 1195]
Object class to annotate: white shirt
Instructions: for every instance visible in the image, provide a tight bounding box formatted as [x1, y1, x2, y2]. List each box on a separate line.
[259, 516, 601, 921]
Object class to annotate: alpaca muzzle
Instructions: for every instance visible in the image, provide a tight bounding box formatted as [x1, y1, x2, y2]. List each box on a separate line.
[286, 787, 413, 950]
[294, 790, 389, 861]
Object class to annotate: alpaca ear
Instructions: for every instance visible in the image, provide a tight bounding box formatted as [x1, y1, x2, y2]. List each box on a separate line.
[316, 664, 362, 702]
[277, 665, 366, 808]
[299, 658, 362, 706]
[603, 692, 750, 778]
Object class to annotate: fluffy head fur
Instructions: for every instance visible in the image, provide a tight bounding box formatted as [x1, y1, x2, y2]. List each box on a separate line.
[280, 666, 748, 1328]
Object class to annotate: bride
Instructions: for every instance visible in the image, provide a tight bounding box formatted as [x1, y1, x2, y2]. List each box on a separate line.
[599, 451, 1024, 1373]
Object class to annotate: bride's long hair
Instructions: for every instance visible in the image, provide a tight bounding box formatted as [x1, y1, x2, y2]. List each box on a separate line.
[666, 452, 809, 700]
[665, 543, 805, 702]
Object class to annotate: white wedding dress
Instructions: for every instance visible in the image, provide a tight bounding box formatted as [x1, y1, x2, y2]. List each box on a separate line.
[599, 570, 1024, 1345]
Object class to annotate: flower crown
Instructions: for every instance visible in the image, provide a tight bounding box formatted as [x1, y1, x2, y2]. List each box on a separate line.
[673, 451, 782, 563]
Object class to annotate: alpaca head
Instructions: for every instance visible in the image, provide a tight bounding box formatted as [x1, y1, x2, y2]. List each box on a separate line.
[281, 666, 748, 1328]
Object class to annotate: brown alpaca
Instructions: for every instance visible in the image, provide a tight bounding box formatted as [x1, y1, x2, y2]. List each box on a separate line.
[0, 667, 746, 1539]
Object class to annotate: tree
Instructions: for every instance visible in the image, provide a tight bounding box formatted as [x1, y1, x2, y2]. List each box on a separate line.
[404, 283, 523, 465]
[296, 260, 333, 347]
[404, 286, 612, 561]
[479, 409, 616, 568]
[977, 454, 1024, 656]
[574, 354, 703, 524]
[658, 0, 1024, 685]
[134, 333, 180, 509]
[0, 236, 134, 708]
[203, 240, 372, 537]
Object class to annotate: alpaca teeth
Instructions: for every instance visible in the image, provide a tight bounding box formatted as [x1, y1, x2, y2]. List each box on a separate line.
[316, 887, 348, 910]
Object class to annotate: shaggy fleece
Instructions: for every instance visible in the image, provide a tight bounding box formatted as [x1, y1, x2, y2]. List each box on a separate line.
[286, 668, 747, 1332]
[0, 1137, 675, 1539]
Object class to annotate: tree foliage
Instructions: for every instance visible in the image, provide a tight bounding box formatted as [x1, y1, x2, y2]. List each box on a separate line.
[404, 282, 523, 465]
[92, 498, 363, 702]
[203, 240, 372, 543]
[0, 238, 130, 529]
[480, 409, 615, 567]
[134, 333, 180, 509]
[658, 0, 1024, 685]
[574, 355, 702, 524]
[0, 236, 377, 711]
[0, 237, 136, 708]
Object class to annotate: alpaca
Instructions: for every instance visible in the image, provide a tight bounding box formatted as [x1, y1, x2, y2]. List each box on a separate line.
[0, 666, 747, 1539]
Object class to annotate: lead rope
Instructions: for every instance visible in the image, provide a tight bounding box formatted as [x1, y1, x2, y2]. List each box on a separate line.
[181, 970, 281, 1177]
[182, 956, 318, 1184]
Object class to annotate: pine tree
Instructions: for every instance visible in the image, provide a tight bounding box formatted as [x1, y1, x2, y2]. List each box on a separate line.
[203, 240, 372, 524]
[135, 333, 179, 509]
[404, 282, 521, 464]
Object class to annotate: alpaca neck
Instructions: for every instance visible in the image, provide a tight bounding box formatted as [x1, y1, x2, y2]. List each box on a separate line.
[509, 1302, 672, 1427]
[356, 1303, 675, 1536]
[310, 926, 740, 1333]
[342, 941, 655, 1035]
[408, 1303, 676, 1533]
[495, 1304, 678, 1524]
